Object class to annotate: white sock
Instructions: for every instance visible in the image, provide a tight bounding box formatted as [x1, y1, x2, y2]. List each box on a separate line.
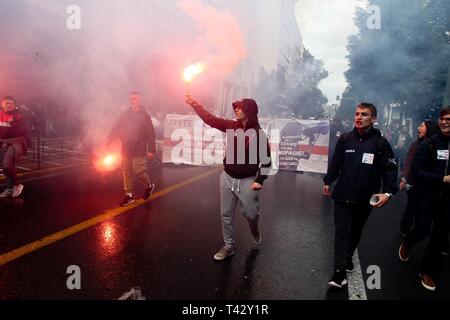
[127, 193, 133, 198]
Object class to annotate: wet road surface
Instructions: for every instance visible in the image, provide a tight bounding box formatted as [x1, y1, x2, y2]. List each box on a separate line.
[0, 162, 448, 300]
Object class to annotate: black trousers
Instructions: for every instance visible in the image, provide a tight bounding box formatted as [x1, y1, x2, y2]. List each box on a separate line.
[404, 191, 433, 248]
[420, 196, 450, 274]
[333, 201, 373, 271]
[400, 187, 420, 233]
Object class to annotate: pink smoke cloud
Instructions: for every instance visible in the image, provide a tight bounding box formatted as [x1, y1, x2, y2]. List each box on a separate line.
[177, 0, 247, 78]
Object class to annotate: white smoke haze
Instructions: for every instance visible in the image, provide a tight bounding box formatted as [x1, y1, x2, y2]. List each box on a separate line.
[0, 0, 248, 149]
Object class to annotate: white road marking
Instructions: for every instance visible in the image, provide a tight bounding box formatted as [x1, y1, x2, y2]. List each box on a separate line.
[347, 250, 368, 300]
[17, 166, 32, 171]
[69, 157, 88, 161]
[118, 287, 146, 300]
[43, 161, 64, 166]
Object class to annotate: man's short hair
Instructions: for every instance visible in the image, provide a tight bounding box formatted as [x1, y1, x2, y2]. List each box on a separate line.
[357, 102, 377, 117]
[1, 95, 16, 105]
[130, 91, 141, 96]
[439, 106, 450, 119]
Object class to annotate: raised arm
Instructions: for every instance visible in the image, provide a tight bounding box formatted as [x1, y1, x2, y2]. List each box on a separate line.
[185, 95, 235, 133]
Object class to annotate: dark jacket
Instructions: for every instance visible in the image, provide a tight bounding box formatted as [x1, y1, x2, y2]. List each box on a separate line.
[191, 99, 271, 184]
[401, 139, 421, 185]
[109, 107, 156, 157]
[324, 127, 398, 203]
[412, 132, 450, 197]
[0, 109, 32, 154]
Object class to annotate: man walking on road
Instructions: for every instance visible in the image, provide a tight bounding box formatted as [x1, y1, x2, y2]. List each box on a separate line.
[185, 95, 271, 261]
[323, 103, 398, 288]
[108, 91, 156, 207]
[0, 95, 31, 198]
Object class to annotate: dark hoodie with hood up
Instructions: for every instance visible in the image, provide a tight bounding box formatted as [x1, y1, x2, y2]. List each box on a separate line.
[190, 99, 271, 184]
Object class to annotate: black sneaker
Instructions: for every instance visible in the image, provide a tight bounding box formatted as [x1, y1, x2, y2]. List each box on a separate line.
[120, 195, 135, 207]
[346, 256, 354, 273]
[143, 183, 155, 200]
[328, 270, 347, 288]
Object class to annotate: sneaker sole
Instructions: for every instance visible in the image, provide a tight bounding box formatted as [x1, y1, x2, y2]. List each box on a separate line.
[121, 199, 136, 207]
[419, 274, 436, 291]
[398, 245, 409, 262]
[346, 268, 354, 273]
[421, 280, 436, 291]
[12, 185, 24, 198]
[328, 279, 347, 288]
[252, 233, 261, 245]
[213, 252, 235, 261]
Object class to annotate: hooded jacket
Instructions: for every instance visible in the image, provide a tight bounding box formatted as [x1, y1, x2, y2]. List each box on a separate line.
[0, 108, 32, 154]
[191, 99, 271, 184]
[324, 127, 398, 203]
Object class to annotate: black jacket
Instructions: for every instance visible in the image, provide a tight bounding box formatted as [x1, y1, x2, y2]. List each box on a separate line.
[401, 139, 421, 185]
[412, 132, 450, 197]
[108, 107, 156, 157]
[324, 127, 398, 203]
[191, 100, 271, 184]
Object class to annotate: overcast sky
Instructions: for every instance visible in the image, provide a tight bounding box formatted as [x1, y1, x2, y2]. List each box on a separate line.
[295, 0, 367, 105]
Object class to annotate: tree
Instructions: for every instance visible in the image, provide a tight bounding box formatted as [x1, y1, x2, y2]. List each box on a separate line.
[286, 49, 328, 118]
[253, 48, 328, 118]
[344, 0, 450, 123]
[253, 67, 287, 116]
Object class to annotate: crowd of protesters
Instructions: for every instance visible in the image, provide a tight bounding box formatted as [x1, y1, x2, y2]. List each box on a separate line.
[327, 106, 450, 291]
[2, 91, 449, 293]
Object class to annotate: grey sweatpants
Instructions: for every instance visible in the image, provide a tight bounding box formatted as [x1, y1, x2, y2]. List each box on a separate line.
[0, 144, 20, 189]
[220, 171, 260, 248]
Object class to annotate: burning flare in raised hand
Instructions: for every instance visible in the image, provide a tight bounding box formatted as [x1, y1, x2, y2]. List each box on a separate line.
[183, 62, 204, 83]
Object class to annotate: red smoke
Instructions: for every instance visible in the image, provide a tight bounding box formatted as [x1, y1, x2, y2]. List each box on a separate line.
[177, 0, 247, 78]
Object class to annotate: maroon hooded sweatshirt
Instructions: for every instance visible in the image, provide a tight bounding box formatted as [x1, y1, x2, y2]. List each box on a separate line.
[191, 99, 271, 184]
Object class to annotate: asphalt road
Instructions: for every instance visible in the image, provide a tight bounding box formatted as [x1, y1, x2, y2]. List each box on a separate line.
[0, 162, 448, 300]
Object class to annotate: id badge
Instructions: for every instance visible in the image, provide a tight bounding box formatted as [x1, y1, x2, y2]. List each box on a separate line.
[437, 150, 449, 160]
[362, 153, 374, 164]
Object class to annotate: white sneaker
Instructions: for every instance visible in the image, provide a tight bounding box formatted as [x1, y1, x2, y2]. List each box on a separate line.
[213, 246, 235, 261]
[12, 184, 24, 198]
[0, 188, 13, 198]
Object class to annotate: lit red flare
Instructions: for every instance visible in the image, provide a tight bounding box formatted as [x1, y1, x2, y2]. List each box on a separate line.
[183, 62, 204, 83]
[95, 153, 120, 171]
[94, 144, 122, 171]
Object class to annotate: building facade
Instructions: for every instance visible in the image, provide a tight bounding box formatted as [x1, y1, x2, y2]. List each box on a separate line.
[3, 0, 303, 116]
